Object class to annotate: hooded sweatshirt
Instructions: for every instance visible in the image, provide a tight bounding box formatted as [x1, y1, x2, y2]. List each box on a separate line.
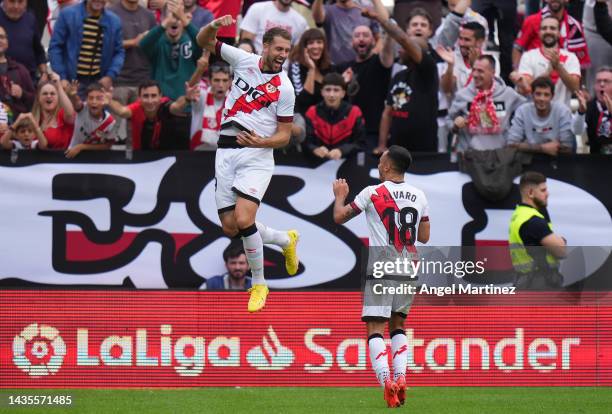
[449, 76, 526, 151]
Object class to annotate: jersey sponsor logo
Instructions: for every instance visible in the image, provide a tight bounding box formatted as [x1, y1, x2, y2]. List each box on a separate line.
[226, 75, 282, 118]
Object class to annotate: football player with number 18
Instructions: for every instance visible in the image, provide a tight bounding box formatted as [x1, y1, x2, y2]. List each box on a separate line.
[333, 146, 430, 407]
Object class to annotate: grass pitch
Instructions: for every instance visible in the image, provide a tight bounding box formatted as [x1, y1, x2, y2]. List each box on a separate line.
[2, 387, 612, 413]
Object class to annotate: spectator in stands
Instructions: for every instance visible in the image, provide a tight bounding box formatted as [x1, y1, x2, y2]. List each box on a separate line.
[49, 0, 125, 98]
[304, 72, 365, 159]
[199, 0, 241, 45]
[438, 22, 486, 94]
[0, 25, 34, 121]
[31, 72, 76, 150]
[337, 24, 394, 150]
[1, 111, 48, 150]
[190, 59, 231, 150]
[0, 97, 7, 132]
[65, 82, 117, 158]
[0, 0, 48, 83]
[106, 79, 199, 150]
[434, 0, 489, 49]
[585, 66, 612, 154]
[365, 3, 438, 153]
[239, 0, 308, 54]
[312, 0, 380, 66]
[511, 16, 581, 107]
[236, 38, 256, 54]
[139, 1, 202, 100]
[288, 29, 334, 116]
[450, 55, 525, 151]
[594, 0, 612, 46]
[507, 76, 575, 155]
[513, 0, 590, 70]
[108, 0, 157, 143]
[393, 0, 442, 31]
[161, 0, 213, 30]
[436, 21, 486, 152]
[203, 243, 252, 290]
[582, 0, 612, 93]
[471, 0, 516, 83]
[1, 112, 47, 150]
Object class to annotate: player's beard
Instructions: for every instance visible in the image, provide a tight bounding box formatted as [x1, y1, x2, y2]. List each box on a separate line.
[266, 55, 284, 72]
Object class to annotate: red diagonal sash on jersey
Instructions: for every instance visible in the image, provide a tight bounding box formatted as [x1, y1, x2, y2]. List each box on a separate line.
[370, 185, 417, 254]
[226, 75, 281, 118]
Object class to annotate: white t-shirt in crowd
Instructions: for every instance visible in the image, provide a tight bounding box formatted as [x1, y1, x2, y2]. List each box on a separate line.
[239, 1, 308, 53]
[518, 48, 581, 106]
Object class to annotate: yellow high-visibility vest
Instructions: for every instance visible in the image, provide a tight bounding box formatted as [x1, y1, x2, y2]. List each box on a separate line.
[508, 204, 559, 274]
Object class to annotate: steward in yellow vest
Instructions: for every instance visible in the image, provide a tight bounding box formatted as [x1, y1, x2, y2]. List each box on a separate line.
[508, 172, 567, 289]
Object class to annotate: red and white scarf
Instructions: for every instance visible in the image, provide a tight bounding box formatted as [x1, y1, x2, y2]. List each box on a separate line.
[467, 83, 501, 135]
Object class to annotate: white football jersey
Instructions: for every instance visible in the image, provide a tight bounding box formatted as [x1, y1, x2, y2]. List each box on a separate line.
[216, 41, 295, 139]
[351, 181, 429, 250]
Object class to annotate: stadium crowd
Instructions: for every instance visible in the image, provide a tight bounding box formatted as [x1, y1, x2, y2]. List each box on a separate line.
[0, 0, 610, 156]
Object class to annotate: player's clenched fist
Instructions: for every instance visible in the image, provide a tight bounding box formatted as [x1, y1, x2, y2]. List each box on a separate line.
[333, 179, 350, 199]
[211, 15, 235, 29]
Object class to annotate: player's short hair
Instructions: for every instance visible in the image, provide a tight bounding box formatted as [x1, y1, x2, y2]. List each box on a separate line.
[476, 54, 496, 72]
[461, 21, 486, 40]
[210, 62, 232, 77]
[406, 7, 433, 29]
[223, 242, 246, 263]
[85, 82, 105, 96]
[263, 27, 291, 45]
[387, 145, 413, 173]
[531, 76, 555, 95]
[138, 80, 161, 95]
[519, 171, 546, 191]
[322, 72, 346, 91]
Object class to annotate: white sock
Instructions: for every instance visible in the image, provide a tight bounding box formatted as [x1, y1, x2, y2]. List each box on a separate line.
[241, 225, 265, 285]
[391, 329, 407, 380]
[256, 221, 290, 247]
[368, 334, 390, 386]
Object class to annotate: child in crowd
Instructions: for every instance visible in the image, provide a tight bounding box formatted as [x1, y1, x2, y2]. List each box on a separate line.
[0, 112, 48, 150]
[65, 82, 117, 158]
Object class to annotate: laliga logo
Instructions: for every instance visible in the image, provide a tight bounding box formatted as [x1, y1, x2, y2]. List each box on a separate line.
[13, 324, 66, 377]
[247, 326, 294, 370]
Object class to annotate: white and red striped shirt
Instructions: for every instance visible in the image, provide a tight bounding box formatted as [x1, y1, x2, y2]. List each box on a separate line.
[68, 105, 117, 148]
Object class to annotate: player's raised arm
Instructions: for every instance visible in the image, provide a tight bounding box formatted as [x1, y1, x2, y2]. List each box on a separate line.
[196, 15, 235, 53]
[333, 179, 361, 224]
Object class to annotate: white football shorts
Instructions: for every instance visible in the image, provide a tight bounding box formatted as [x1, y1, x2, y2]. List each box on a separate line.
[215, 147, 274, 212]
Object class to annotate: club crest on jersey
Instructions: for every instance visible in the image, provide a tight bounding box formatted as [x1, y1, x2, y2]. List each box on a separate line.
[266, 84, 277, 94]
